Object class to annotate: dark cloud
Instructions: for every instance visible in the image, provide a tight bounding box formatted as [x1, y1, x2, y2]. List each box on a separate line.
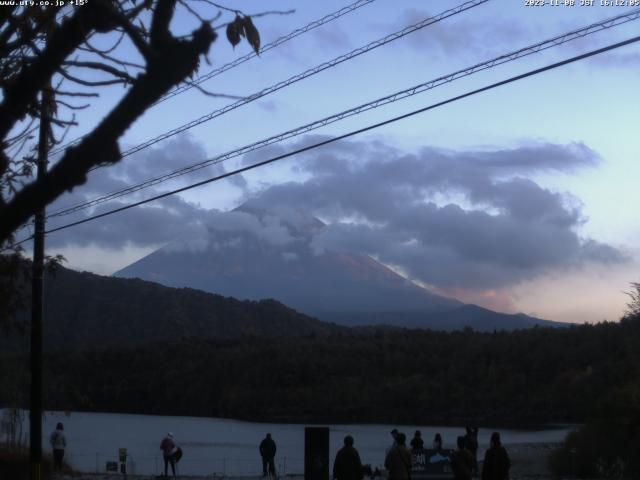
[46, 131, 627, 294]
[589, 51, 640, 68]
[121, 133, 210, 183]
[391, 8, 530, 60]
[51, 133, 218, 202]
[207, 210, 296, 246]
[46, 134, 228, 249]
[396, 6, 639, 71]
[47, 194, 212, 250]
[312, 24, 353, 50]
[245, 137, 625, 290]
[258, 99, 279, 112]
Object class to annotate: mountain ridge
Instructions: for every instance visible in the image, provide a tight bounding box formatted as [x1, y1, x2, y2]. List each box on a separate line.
[115, 206, 563, 331]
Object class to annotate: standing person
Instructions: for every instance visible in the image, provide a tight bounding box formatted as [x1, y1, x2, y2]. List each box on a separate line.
[450, 436, 474, 480]
[160, 432, 177, 478]
[464, 426, 479, 475]
[384, 433, 412, 480]
[409, 431, 424, 452]
[390, 428, 399, 448]
[432, 433, 443, 451]
[333, 435, 363, 480]
[481, 432, 510, 480]
[50, 422, 67, 471]
[259, 433, 277, 478]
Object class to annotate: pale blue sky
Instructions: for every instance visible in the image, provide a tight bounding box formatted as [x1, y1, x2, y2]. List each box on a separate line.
[39, 0, 640, 323]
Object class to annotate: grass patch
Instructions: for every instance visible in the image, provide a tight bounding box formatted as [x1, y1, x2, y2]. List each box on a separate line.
[0, 443, 69, 480]
[549, 420, 640, 479]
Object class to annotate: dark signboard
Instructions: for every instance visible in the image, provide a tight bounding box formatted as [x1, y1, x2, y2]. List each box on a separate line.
[305, 427, 329, 480]
[411, 449, 454, 479]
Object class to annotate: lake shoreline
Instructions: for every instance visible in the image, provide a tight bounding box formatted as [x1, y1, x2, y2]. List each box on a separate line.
[12, 405, 577, 432]
[46, 442, 562, 480]
[2, 409, 573, 478]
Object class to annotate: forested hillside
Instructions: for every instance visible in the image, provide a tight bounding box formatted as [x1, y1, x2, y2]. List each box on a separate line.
[3, 318, 638, 426]
[4, 265, 345, 351]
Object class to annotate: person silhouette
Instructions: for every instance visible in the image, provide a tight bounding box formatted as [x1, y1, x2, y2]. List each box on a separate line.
[333, 435, 363, 480]
[410, 431, 424, 452]
[385, 433, 411, 480]
[160, 432, 178, 478]
[260, 433, 277, 478]
[481, 432, 510, 480]
[50, 422, 67, 471]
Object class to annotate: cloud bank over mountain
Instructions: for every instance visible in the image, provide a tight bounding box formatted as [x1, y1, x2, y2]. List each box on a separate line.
[244, 137, 625, 292]
[48, 134, 627, 313]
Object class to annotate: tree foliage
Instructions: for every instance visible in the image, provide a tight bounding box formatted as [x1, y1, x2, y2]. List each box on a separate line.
[549, 418, 640, 479]
[624, 281, 640, 321]
[1, 263, 343, 350]
[2, 318, 639, 427]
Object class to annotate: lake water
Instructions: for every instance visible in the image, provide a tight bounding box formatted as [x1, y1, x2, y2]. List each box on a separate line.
[2, 410, 572, 476]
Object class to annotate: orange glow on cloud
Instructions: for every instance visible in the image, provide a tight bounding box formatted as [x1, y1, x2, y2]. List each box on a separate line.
[432, 286, 517, 314]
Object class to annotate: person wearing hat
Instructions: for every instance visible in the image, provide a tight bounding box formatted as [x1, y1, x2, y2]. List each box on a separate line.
[50, 422, 67, 471]
[333, 435, 363, 480]
[160, 432, 178, 477]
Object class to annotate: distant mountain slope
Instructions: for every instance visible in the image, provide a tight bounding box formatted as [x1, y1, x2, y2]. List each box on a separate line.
[115, 206, 460, 316]
[9, 265, 345, 351]
[330, 304, 562, 330]
[115, 206, 563, 331]
[117, 247, 460, 316]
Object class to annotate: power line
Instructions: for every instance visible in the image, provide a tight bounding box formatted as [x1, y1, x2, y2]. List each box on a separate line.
[157, 0, 378, 104]
[47, 7, 640, 219]
[61, 0, 489, 165]
[48, 0, 491, 216]
[49, 0, 379, 156]
[37, 34, 640, 239]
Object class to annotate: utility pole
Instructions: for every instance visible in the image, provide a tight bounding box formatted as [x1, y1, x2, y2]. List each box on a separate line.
[30, 80, 52, 480]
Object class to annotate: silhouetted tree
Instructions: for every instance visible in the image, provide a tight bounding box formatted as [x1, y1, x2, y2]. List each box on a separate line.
[0, 0, 270, 244]
[623, 281, 640, 321]
[0, 0, 281, 326]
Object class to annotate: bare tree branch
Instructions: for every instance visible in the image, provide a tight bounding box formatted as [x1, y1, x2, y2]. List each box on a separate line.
[80, 37, 145, 70]
[54, 90, 100, 98]
[62, 60, 136, 83]
[178, 0, 222, 25]
[49, 117, 78, 128]
[0, 0, 116, 141]
[186, 80, 245, 100]
[57, 68, 128, 87]
[82, 31, 126, 55]
[56, 99, 90, 111]
[109, 9, 154, 63]
[150, 0, 177, 50]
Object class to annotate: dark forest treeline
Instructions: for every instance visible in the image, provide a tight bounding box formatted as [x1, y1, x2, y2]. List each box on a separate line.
[2, 318, 640, 426]
[1, 266, 345, 352]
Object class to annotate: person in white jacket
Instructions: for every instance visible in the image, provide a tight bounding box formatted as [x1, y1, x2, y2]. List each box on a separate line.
[50, 422, 67, 471]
